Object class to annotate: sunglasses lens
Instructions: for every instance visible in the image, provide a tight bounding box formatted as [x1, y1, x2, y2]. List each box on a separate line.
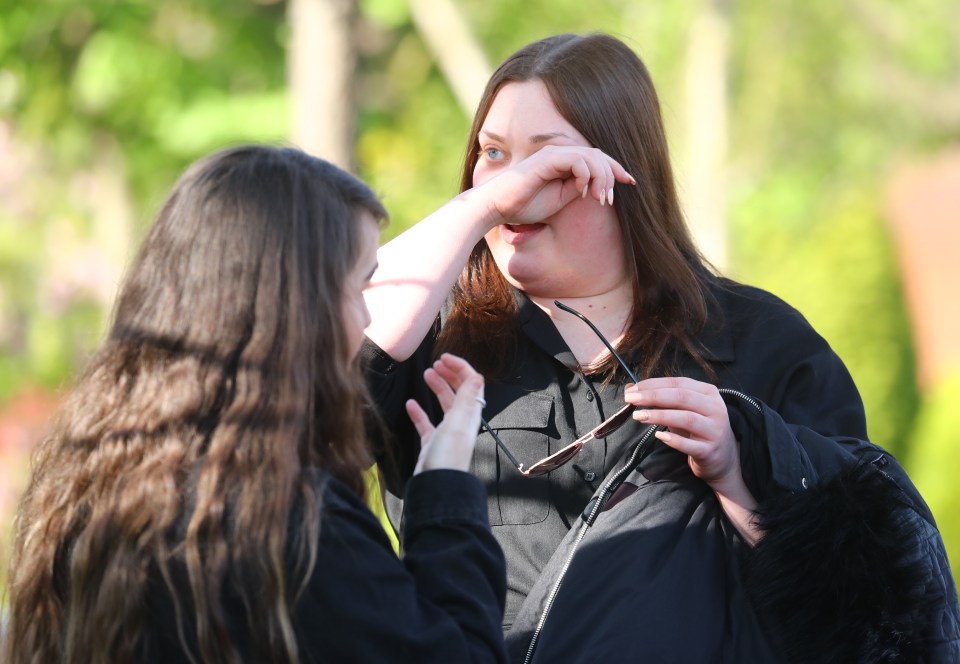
[592, 404, 636, 439]
[525, 443, 583, 477]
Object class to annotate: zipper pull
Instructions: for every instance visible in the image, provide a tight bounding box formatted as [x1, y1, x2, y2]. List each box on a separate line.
[581, 495, 601, 522]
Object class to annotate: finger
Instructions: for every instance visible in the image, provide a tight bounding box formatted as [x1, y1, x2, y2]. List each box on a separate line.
[439, 374, 485, 436]
[422, 367, 456, 412]
[584, 158, 610, 206]
[535, 146, 633, 196]
[626, 379, 724, 416]
[586, 149, 625, 206]
[607, 155, 636, 186]
[633, 407, 715, 440]
[626, 389, 717, 418]
[596, 154, 614, 207]
[629, 376, 718, 395]
[655, 428, 739, 487]
[430, 353, 479, 392]
[405, 399, 435, 441]
[653, 429, 711, 459]
[566, 156, 592, 201]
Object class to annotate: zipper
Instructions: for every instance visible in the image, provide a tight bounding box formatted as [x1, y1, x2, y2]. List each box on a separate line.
[718, 387, 762, 413]
[522, 423, 663, 664]
[521, 388, 763, 663]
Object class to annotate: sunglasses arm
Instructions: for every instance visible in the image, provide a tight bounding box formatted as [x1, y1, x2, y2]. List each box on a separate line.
[554, 300, 639, 384]
[480, 415, 527, 473]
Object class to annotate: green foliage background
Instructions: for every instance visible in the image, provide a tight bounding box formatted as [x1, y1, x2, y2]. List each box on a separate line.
[1, 0, 958, 584]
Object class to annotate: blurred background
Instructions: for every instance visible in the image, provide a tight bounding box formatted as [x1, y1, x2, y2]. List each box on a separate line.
[1, 0, 958, 595]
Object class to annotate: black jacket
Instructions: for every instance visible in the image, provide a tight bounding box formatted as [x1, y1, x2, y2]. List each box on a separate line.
[144, 470, 508, 663]
[504, 283, 960, 663]
[367, 279, 959, 662]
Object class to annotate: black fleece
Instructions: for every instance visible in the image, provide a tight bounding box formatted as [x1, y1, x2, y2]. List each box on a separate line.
[143, 470, 508, 663]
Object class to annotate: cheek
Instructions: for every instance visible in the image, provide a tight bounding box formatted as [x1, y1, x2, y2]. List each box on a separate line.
[360, 297, 371, 329]
[552, 208, 626, 265]
[472, 162, 488, 187]
[482, 228, 510, 266]
[349, 299, 367, 332]
[570, 203, 621, 239]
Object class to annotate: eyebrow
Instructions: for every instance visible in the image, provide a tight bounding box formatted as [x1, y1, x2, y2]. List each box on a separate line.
[479, 129, 573, 145]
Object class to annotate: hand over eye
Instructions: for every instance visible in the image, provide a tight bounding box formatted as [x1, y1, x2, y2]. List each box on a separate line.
[482, 145, 636, 226]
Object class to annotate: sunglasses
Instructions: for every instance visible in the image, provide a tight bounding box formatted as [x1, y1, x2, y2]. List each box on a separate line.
[479, 300, 639, 477]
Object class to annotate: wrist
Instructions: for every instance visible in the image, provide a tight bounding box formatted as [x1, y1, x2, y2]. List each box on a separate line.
[712, 477, 762, 546]
[453, 185, 505, 235]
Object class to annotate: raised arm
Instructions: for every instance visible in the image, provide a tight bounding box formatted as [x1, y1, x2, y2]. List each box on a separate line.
[363, 146, 635, 361]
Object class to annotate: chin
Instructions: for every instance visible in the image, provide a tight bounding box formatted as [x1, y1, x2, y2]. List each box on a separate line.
[505, 277, 559, 299]
[502, 270, 536, 291]
[500, 257, 546, 287]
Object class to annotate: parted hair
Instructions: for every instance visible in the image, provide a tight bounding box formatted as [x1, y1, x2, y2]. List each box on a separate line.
[438, 33, 716, 380]
[4, 145, 387, 664]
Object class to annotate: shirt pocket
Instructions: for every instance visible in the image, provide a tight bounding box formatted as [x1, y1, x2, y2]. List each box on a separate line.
[472, 392, 555, 526]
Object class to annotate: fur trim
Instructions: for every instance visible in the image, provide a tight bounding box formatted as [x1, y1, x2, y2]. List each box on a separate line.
[743, 461, 939, 663]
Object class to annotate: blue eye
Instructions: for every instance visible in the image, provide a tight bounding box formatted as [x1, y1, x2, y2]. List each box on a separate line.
[480, 146, 504, 161]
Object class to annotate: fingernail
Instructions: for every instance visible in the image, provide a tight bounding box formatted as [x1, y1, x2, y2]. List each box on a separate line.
[636, 410, 650, 422]
[582, 184, 589, 199]
[607, 188, 614, 206]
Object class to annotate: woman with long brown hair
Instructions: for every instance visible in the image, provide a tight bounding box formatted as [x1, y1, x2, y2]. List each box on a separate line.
[363, 33, 959, 661]
[4, 145, 509, 663]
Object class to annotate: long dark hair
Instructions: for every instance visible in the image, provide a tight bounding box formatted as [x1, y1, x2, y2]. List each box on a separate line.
[438, 33, 716, 380]
[5, 145, 387, 663]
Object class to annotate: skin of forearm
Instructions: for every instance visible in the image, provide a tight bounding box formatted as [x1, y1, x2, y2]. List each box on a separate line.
[364, 190, 497, 361]
[712, 480, 762, 547]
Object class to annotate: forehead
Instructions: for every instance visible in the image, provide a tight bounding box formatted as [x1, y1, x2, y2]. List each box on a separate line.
[353, 210, 380, 254]
[481, 79, 582, 138]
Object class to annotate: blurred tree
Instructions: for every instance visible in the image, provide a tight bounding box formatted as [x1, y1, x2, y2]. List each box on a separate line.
[407, 0, 490, 114]
[683, 0, 732, 269]
[720, 0, 958, 456]
[907, 372, 960, 571]
[289, 0, 358, 167]
[0, 0, 289, 400]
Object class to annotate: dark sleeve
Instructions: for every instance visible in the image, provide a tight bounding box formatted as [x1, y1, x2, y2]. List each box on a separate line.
[737, 458, 960, 663]
[361, 327, 441, 493]
[294, 472, 507, 664]
[728, 333, 876, 498]
[716, 292, 960, 661]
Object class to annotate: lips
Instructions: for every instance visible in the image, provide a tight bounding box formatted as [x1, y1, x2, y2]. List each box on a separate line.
[500, 223, 546, 245]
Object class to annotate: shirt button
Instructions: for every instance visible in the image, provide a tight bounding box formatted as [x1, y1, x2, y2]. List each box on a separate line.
[586, 391, 594, 402]
[583, 471, 596, 482]
[801, 477, 808, 489]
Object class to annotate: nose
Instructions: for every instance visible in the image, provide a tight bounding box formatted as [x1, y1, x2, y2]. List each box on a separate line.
[362, 300, 372, 331]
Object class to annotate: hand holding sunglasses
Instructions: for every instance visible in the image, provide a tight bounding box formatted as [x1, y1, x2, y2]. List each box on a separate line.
[624, 376, 740, 489]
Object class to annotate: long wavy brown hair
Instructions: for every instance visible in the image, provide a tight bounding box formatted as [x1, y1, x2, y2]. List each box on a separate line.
[4, 145, 387, 663]
[438, 33, 717, 381]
